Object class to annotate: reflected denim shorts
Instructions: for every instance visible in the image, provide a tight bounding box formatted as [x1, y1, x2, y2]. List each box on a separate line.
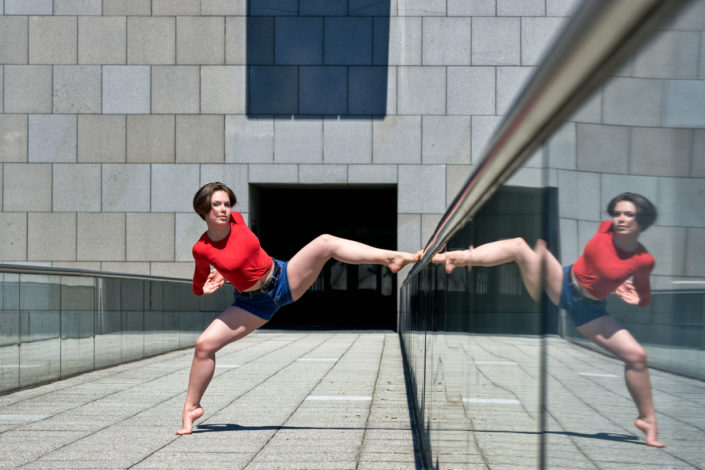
[232, 259, 294, 322]
[559, 265, 608, 327]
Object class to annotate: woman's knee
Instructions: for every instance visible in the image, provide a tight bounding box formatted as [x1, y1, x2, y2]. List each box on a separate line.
[194, 333, 218, 358]
[622, 344, 648, 369]
[312, 234, 338, 254]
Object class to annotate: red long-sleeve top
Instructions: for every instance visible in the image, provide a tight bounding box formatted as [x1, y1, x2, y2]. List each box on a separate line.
[572, 221, 655, 307]
[191, 211, 273, 295]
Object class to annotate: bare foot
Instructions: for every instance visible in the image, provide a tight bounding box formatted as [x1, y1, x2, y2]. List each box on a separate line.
[388, 251, 421, 273]
[635, 417, 665, 447]
[176, 406, 204, 435]
[432, 247, 474, 274]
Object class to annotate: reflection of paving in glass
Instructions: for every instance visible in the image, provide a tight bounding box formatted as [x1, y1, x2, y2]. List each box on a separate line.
[423, 334, 704, 468]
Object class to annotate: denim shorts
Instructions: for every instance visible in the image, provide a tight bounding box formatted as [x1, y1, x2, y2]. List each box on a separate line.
[558, 265, 608, 327]
[232, 259, 294, 321]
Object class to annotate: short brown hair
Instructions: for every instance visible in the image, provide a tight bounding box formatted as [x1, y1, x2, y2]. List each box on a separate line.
[606, 192, 657, 231]
[193, 182, 237, 220]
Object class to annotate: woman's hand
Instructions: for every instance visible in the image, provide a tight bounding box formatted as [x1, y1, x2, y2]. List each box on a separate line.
[615, 280, 640, 305]
[202, 269, 225, 295]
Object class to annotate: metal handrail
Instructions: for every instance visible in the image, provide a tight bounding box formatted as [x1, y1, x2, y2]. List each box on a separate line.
[0, 263, 191, 284]
[402, 0, 691, 287]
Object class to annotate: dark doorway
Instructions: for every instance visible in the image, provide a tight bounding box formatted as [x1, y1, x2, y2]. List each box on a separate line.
[250, 185, 397, 329]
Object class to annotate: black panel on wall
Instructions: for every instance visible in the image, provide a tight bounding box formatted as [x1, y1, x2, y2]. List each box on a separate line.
[247, 0, 390, 117]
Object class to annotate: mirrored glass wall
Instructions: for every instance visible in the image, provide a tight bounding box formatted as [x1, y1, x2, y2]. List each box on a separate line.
[400, 1, 705, 468]
[0, 269, 227, 394]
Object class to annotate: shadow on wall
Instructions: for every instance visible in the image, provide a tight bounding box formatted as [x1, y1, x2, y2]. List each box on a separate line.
[247, 0, 390, 117]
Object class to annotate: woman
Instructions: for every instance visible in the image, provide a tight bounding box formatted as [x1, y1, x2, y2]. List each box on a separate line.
[432, 192, 664, 447]
[176, 182, 420, 435]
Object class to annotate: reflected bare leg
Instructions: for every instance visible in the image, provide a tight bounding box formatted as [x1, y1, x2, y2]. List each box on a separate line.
[578, 316, 665, 447]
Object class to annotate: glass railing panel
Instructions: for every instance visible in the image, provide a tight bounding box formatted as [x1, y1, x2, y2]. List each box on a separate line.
[121, 278, 145, 362]
[95, 276, 123, 369]
[60, 276, 96, 377]
[0, 273, 20, 393]
[18, 274, 61, 388]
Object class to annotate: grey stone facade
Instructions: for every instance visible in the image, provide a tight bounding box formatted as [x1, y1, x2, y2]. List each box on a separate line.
[0, 0, 578, 278]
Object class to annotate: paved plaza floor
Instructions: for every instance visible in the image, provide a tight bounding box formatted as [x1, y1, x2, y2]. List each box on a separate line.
[1, 331, 703, 469]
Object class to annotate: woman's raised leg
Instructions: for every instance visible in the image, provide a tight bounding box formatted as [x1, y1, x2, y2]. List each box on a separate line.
[286, 234, 419, 301]
[176, 306, 267, 435]
[432, 238, 563, 304]
[577, 315, 664, 447]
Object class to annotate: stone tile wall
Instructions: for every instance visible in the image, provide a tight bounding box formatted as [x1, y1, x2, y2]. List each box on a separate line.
[1, 0, 577, 278]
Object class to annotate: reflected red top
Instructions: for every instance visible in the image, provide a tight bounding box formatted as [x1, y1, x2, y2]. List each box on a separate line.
[192, 211, 273, 295]
[572, 221, 654, 307]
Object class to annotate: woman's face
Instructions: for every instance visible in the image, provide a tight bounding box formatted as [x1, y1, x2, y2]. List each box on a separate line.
[611, 200, 640, 237]
[206, 190, 232, 226]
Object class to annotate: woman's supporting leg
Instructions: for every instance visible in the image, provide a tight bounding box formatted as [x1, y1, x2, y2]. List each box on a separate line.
[432, 238, 563, 304]
[176, 306, 267, 435]
[577, 315, 664, 447]
[286, 234, 419, 301]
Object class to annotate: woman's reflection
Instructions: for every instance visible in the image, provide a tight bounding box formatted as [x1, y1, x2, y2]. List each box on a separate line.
[433, 192, 664, 447]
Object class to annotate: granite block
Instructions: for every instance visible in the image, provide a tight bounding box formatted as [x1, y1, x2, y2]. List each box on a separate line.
[556, 170, 601, 222]
[633, 31, 699, 80]
[300, 0, 345, 15]
[0, 114, 28, 163]
[447, 67, 495, 116]
[422, 116, 471, 165]
[127, 115, 175, 163]
[630, 127, 692, 177]
[28, 114, 77, 163]
[55, 0, 102, 14]
[176, 115, 225, 163]
[248, 164, 298, 183]
[347, 164, 397, 184]
[28, 213, 76, 261]
[521, 17, 565, 66]
[103, 66, 151, 114]
[53, 164, 101, 212]
[3, 164, 51, 211]
[576, 123, 629, 174]
[547, 0, 581, 16]
[372, 116, 421, 164]
[77, 213, 125, 261]
[387, 17, 421, 66]
[127, 17, 176, 65]
[299, 164, 347, 184]
[299, 66, 347, 115]
[225, 16, 247, 65]
[273, 118, 323, 163]
[78, 17, 126, 65]
[127, 213, 174, 262]
[201, 66, 246, 114]
[657, 177, 705, 228]
[0, 17, 28, 64]
[0, 213, 26, 261]
[151, 66, 200, 114]
[472, 17, 520, 65]
[422, 17, 471, 66]
[5, 0, 52, 14]
[448, 0, 495, 16]
[398, 165, 446, 213]
[324, 17, 372, 65]
[471, 116, 502, 163]
[348, 66, 388, 116]
[685, 228, 705, 277]
[4, 65, 52, 113]
[175, 212, 205, 261]
[225, 115, 274, 164]
[177, 16, 225, 65]
[29, 16, 77, 65]
[247, 66, 298, 115]
[151, 164, 200, 212]
[275, 17, 323, 65]
[249, 0, 297, 16]
[663, 80, 705, 128]
[246, 17, 274, 66]
[152, 0, 199, 15]
[397, 67, 445, 115]
[639, 225, 687, 276]
[397, 213, 421, 255]
[201, 0, 247, 15]
[53, 65, 101, 114]
[102, 163, 151, 212]
[398, 0, 445, 16]
[323, 118, 372, 164]
[445, 164, 473, 204]
[602, 77, 662, 127]
[694, 130, 705, 177]
[498, 0, 545, 16]
[546, 122, 576, 170]
[77, 115, 126, 163]
[102, 0, 150, 15]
